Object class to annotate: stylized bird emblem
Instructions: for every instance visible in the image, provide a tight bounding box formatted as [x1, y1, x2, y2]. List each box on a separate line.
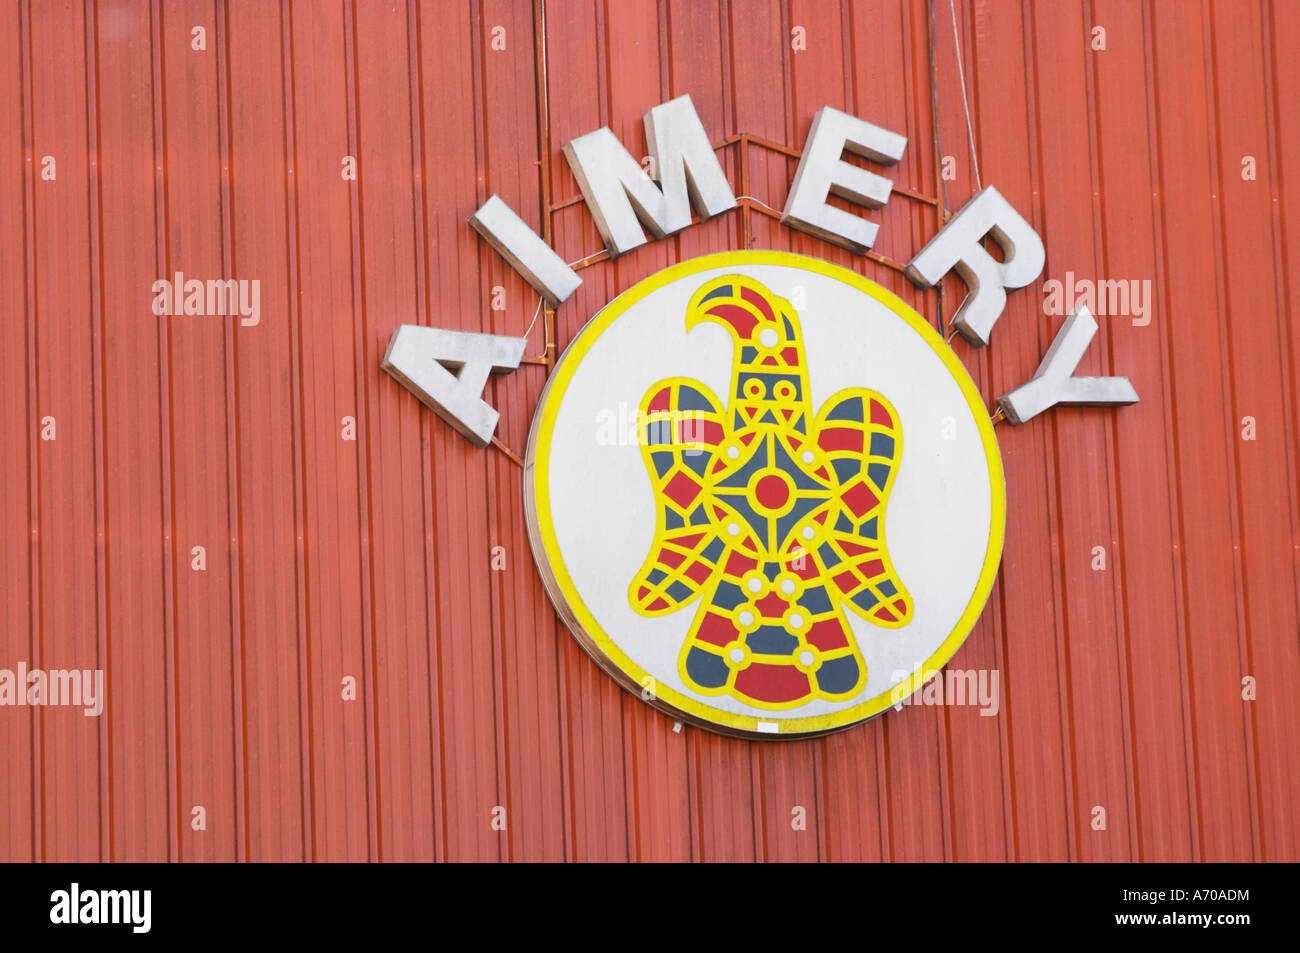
[629, 274, 912, 708]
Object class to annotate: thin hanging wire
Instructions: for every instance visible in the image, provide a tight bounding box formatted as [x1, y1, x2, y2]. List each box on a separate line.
[950, 0, 981, 189]
[735, 194, 780, 214]
[521, 248, 606, 356]
[524, 294, 544, 338]
[928, 0, 950, 217]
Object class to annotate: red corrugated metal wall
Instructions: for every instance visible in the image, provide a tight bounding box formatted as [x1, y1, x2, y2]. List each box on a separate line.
[1, 0, 1297, 862]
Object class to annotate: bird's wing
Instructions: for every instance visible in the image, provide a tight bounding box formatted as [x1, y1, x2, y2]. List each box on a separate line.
[811, 387, 913, 627]
[628, 377, 730, 616]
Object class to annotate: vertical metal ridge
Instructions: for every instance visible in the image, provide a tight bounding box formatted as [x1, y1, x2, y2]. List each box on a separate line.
[1079, 0, 1139, 862]
[1200, 0, 1262, 863]
[658, 0, 672, 97]
[627, 696, 643, 861]
[468, 0, 509, 864]
[82, 0, 111, 863]
[1140, 0, 1201, 863]
[1254, 0, 1300, 862]
[919, 2, 953, 862]
[1258, 12, 1300, 854]
[1209, 0, 1300, 861]
[341, 0, 381, 862]
[145, 0, 181, 865]
[533, 0, 576, 863]
[18, 0, 42, 864]
[913, 0, 961, 863]
[1008, 0, 1071, 858]
[982, 0, 1019, 863]
[404, 0, 446, 864]
[1094, 0, 1184, 863]
[279, 0, 317, 863]
[212, 0, 249, 864]
[1261, 0, 1300, 655]
[1017, 0, 1079, 862]
[778, 0, 792, 146]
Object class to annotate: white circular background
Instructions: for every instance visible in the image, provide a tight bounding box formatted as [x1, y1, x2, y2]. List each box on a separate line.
[538, 262, 995, 721]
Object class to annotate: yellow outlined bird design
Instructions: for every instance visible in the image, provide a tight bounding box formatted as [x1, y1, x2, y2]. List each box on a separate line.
[629, 275, 913, 709]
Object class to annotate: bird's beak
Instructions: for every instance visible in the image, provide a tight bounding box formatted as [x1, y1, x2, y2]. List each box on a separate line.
[685, 301, 757, 341]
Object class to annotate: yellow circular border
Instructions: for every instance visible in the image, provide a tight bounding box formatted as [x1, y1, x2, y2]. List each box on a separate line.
[524, 251, 1005, 739]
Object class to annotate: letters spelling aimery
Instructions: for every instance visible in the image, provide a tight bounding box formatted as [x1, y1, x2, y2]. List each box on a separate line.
[401, 95, 1136, 443]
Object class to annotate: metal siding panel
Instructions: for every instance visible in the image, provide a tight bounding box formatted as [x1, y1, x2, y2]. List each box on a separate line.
[923, 0, 1015, 863]
[961, 0, 1073, 860]
[0, 0, 1296, 863]
[1150, 0, 1254, 861]
[161, 0, 242, 862]
[727, 0, 792, 255]
[96, 0, 172, 862]
[287, 0, 372, 863]
[1262, 0, 1300, 865]
[411, 0, 503, 862]
[0, 0, 35, 865]
[352, 0, 437, 861]
[850, 0, 952, 865]
[543, 0, 633, 862]
[1026, 0, 1132, 862]
[30, 0, 103, 861]
[479, 0, 568, 862]
[1207, 0, 1300, 861]
[1092, 0, 1195, 862]
[917, 0, 1013, 859]
[226, 0, 307, 861]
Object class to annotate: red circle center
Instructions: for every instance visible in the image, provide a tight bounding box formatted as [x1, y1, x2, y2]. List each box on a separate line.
[755, 473, 790, 510]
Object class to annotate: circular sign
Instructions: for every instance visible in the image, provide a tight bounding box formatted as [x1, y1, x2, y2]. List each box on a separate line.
[525, 251, 1003, 738]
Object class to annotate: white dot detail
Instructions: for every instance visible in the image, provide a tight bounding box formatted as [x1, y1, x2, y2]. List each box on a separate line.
[727, 522, 740, 536]
[780, 579, 796, 595]
[788, 613, 804, 628]
[799, 650, 815, 666]
[758, 327, 779, 348]
[727, 446, 740, 459]
[738, 611, 754, 626]
[730, 647, 746, 663]
[746, 578, 762, 593]
[801, 526, 815, 540]
[801, 450, 815, 463]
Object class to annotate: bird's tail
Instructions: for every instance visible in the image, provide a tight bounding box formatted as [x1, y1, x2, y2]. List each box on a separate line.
[678, 552, 866, 708]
